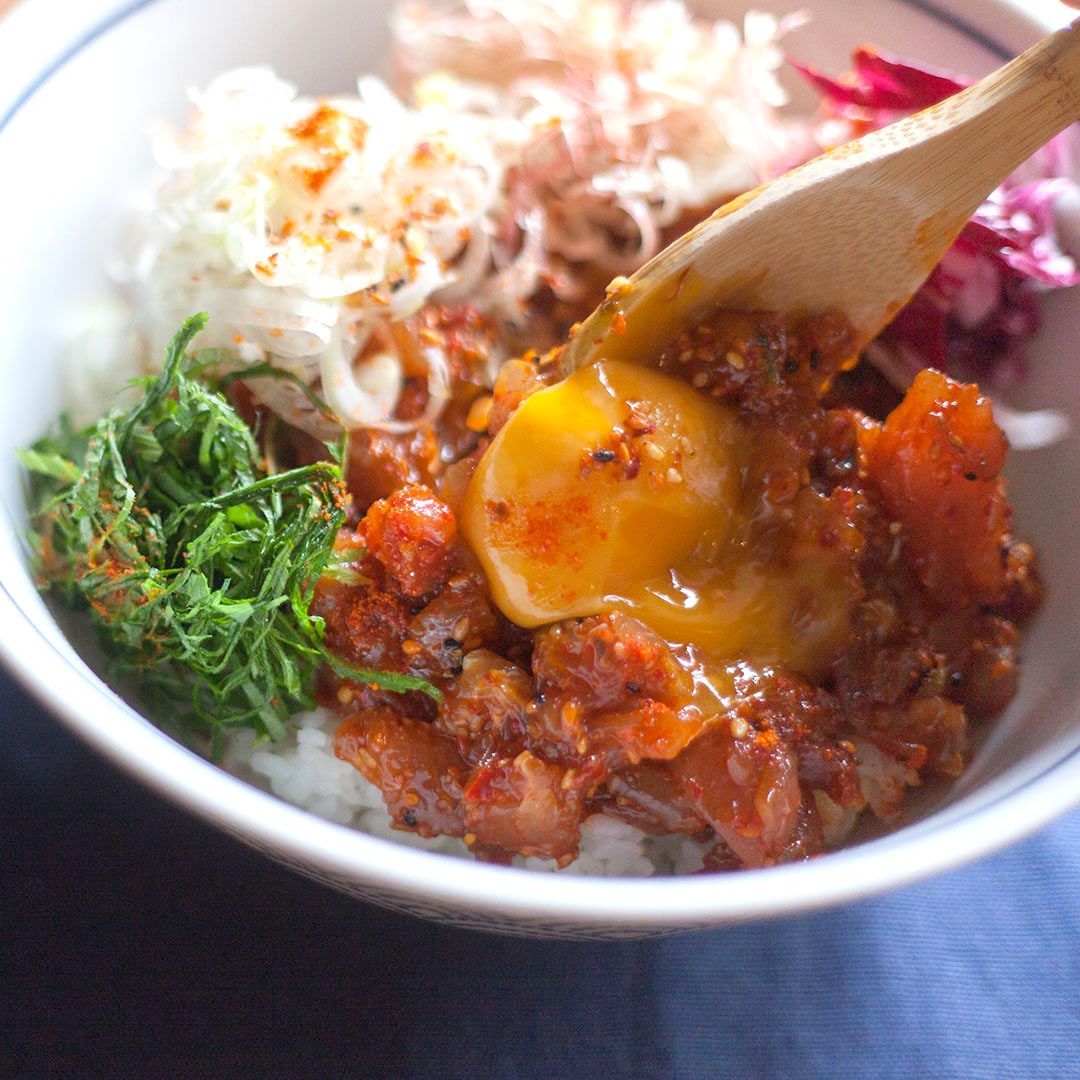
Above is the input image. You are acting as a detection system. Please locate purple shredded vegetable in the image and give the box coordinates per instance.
[792,47,1080,386]
[789,46,966,117]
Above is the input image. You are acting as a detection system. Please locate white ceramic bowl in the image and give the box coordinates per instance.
[2,0,1078,937]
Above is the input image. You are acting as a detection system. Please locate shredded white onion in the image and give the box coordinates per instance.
[131,0,808,435]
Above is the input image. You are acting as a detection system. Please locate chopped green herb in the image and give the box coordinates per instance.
[20,313,438,748]
[321,547,371,588]
[191,350,335,419]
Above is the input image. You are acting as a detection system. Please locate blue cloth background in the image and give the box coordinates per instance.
[3,667,1078,1078]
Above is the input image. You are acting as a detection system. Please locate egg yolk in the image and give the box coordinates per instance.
[460,360,853,678]
[461,361,738,621]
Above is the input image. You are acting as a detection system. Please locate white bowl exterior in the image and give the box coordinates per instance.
[2,0,1079,936]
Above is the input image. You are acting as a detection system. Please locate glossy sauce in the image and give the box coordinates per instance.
[314,303,1041,871]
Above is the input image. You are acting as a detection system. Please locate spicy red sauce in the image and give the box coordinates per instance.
[310,305,1041,871]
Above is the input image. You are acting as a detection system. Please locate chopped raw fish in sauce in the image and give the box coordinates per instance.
[312,305,1041,870]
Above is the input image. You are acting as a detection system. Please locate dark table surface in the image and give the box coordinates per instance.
[4,666,1080,1079]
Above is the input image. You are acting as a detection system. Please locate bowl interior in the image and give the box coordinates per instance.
[1,0,1078,931]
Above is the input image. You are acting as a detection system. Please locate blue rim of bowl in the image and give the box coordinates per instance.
[2,0,1079,927]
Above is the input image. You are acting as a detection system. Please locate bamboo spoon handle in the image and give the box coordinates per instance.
[562,20,1080,374]
[891,17,1080,203]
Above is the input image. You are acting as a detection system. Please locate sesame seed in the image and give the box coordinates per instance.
[691,371,709,388]
[726,351,745,369]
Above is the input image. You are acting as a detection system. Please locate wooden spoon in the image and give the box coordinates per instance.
[560,20,1080,374]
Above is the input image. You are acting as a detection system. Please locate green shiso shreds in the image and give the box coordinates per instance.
[20,313,437,754]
